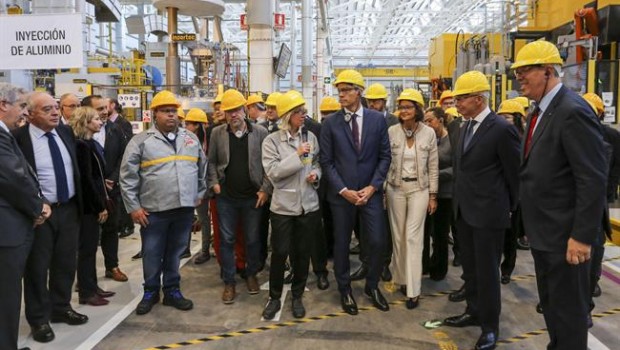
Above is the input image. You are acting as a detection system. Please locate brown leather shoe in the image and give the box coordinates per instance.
[222,284,236,304]
[105,267,128,282]
[79,294,110,306]
[246,275,259,295]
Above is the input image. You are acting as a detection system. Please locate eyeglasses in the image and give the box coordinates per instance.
[337,87,356,94]
[454,94,480,102]
[291,107,307,116]
[62,104,78,109]
[513,65,542,77]
[398,105,416,111]
[157,108,178,114]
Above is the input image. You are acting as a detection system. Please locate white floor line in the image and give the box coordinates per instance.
[588,332,611,350]
[74,245,202,350]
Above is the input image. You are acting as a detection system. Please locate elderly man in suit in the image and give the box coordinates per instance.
[515,41,607,350]
[319,69,391,315]
[443,71,520,350]
[0,83,50,350]
[14,91,86,343]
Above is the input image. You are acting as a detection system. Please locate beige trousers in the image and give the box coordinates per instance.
[386,182,429,298]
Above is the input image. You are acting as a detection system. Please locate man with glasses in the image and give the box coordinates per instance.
[14,91,86,343]
[319,69,391,315]
[120,90,207,315]
[515,41,606,350]
[59,93,79,125]
[207,89,270,304]
[443,71,519,350]
[0,83,51,350]
[81,95,129,283]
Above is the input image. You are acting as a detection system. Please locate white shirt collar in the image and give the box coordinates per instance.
[344,104,363,118]
[0,120,9,133]
[30,123,58,139]
[471,106,491,124]
[536,83,563,115]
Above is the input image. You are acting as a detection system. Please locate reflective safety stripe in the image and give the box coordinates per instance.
[140,155,198,168]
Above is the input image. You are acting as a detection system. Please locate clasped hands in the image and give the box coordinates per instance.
[342,186,376,206]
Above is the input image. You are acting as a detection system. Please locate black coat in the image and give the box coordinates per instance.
[75,139,107,215]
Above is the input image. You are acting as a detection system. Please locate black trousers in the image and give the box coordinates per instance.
[0,231,33,350]
[77,214,101,298]
[359,208,392,266]
[589,230,606,310]
[310,212,328,276]
[259,201,271,265]
[423,198,451,279]
[457,215,504,333]
[100,195,120,270]
[500,211,520,277]
[531,249,591,350]
[269,211,319,299]
[320,198,334,259]
[24,200,80,326]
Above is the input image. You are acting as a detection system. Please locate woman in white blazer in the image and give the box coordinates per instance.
[386,89,439,309]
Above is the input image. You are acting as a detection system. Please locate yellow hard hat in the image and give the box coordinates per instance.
[246,94,264,106]
[177,108,185,119]
[185,108,208,123]
[452,71,490,96]
[397,88,424,107]
[513,96,530,109]
[150,90,180,110]
[333,69,365,89]
[444,107,459,117]
[220,89,247,112]
[320,96,341,112]
[213,93,223,106]
[277,90,306,117]
[497,99,526,116]
[265,92,283,107]
[582,93,604,114]
[365,83,388,99]
[512,40,563,69]
[438,90,454,104]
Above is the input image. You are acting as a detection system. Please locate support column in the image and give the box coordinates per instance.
[248,0,274,94]
[301,0,313,112]
[290,4,297,91]
[166,6,180,93]
[316,25,327,118]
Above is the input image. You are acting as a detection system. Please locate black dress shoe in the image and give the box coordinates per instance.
[444,313,479,327]
[475,331,498,350]
[31,323,55,343]
[341,292,358,315]
[536,303,543,314]
[96,286,116,298]
[592,283,602,297]
[317,274,329,290]
[262,299,281,320]
[449,285,466,302]
[349,243,361,254]
[50,310,88,325]
[452,254,461,267]
[364,287,389,311]
[292,297,306,318]
[19,347,31,350]
[406,297,419,310]
[381,265,392,281]
[350,264,368,281]
[500,275,511,285]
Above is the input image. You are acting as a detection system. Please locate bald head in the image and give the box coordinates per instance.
[28,92,60,132]
[59,93,79,120]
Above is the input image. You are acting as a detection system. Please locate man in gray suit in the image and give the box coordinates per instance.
[515,41,606,350]
[0,83,50,350]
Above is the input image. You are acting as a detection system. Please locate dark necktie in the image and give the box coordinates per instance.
[524,107,540,157]
[463,120,477,150]
[45,132,69,203]
[351,113,360,152]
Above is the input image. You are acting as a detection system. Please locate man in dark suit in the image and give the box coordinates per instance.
[14,92,86,343]
[0,83,50,350]
[443,71,520,350]
[319,70,391,314]
[81,95,128,282]
[515,41,606,350]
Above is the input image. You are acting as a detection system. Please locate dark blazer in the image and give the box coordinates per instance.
[385,112,399,127]
[75,139,107,215]
[102,121,126,185]
[319,108,391,204]
[520,86,607,252]
[453,112,520,229]
[602,124,620,202]
[259,120,279,134]
[0,128,44,246]
[304,116,322,140]
[13,123,83,214]
[113,114,133,141]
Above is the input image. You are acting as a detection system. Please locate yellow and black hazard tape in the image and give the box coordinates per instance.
[493,307,620,347]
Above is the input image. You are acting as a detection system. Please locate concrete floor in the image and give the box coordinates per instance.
[18,231,620,350]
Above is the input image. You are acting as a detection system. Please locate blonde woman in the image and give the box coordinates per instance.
[261,90,321,320]
[69,107,114,306]
[386,89,438,309]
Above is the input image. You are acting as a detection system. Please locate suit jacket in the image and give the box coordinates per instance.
[520,86,607,251]
[453,112,520,229]
[0,128,44,246]
[385,112,399,127]
[13,123,83,215]
[259,120,280,134]
[304,116,322,140]
[319,108,391,204]
[113,114,133,141]
[75,139,107,215]
[103,121,126,186]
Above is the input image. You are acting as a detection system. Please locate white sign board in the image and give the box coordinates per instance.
[604,106,616,124]
[0,13,83,69]
[118,94,141,108]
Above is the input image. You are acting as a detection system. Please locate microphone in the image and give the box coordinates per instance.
[301,126,309,158]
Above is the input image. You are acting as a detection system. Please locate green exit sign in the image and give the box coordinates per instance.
[324,77,331,84]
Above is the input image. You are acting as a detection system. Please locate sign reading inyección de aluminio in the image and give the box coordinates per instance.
[0,13,83,70]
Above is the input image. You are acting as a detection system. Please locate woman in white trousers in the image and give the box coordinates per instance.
[386,89,438,309]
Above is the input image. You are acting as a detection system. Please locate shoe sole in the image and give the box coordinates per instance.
[222,299,235,304]
[162,300,193,310]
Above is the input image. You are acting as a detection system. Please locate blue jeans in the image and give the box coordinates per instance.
[216,195,262,284]
[141,208,193,292]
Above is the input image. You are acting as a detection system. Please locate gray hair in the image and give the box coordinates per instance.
[480,91,490,101]
[279,110,293,131]
[0,83,27,104]
[26,91,52,112]
[59,93,78,104]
